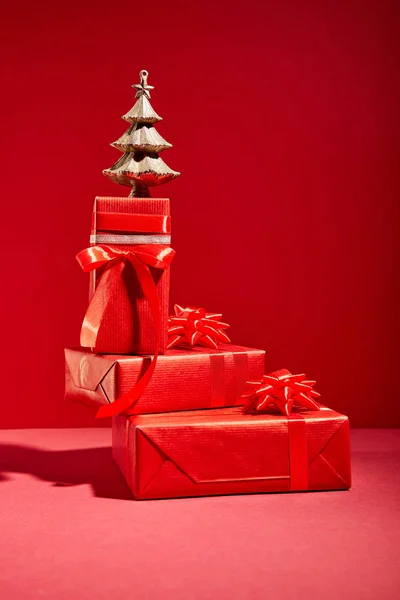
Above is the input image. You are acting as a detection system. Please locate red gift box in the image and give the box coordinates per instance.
[112,405,351,500]
[64,344,265,415]
[79,196,172,355]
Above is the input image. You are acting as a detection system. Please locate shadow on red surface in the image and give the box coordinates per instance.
[0,443,133,500]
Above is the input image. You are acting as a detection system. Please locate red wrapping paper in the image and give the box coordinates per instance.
[112,405,351,500]
[64,344,265,415]
[84,196,172,354]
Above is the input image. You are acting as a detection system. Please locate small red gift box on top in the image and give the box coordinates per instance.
[64,344,265,416]
[112,405,351,500]
[78,196,173,355]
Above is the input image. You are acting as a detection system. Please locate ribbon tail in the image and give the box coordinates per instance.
[96,256,161,418]
[80,260,125,349]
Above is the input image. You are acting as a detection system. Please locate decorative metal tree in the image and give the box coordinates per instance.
[103,70,180,197]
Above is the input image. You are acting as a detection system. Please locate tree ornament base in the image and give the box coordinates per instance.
[128,181,150,198]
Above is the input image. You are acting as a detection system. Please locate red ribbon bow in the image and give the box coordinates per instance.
[242,369,321,416]
[167,305,231,350]
[76,244,175,418]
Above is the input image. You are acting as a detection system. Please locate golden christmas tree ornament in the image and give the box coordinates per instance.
[103,70,180,198]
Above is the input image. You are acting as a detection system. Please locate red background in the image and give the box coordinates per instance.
[0,0,398,428]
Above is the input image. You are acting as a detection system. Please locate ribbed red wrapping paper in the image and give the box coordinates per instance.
[87,196,171,354]
[64,344,265,415]
[112,405,351,500]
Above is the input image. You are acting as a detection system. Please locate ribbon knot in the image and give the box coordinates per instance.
[77,244,174,273]
[76,243,175,418]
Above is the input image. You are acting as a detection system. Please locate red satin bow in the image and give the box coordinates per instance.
[242,369,321,416]
[76,244,175,418]
[167,304,230,350]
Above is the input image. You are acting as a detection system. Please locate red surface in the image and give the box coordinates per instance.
[0,1,399,427]
[112,407,350,499]
[0,428,399,599]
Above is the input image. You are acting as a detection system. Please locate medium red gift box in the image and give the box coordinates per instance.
[112,405,351,500]
[64,344,265,415]
[79,196,172,355]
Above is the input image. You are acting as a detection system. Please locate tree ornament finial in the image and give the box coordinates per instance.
[133,69,154,99]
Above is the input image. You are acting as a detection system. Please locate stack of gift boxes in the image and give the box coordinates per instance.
[64,70,351,500]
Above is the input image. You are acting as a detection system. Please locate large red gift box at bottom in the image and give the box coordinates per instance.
[112,405,351,500]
